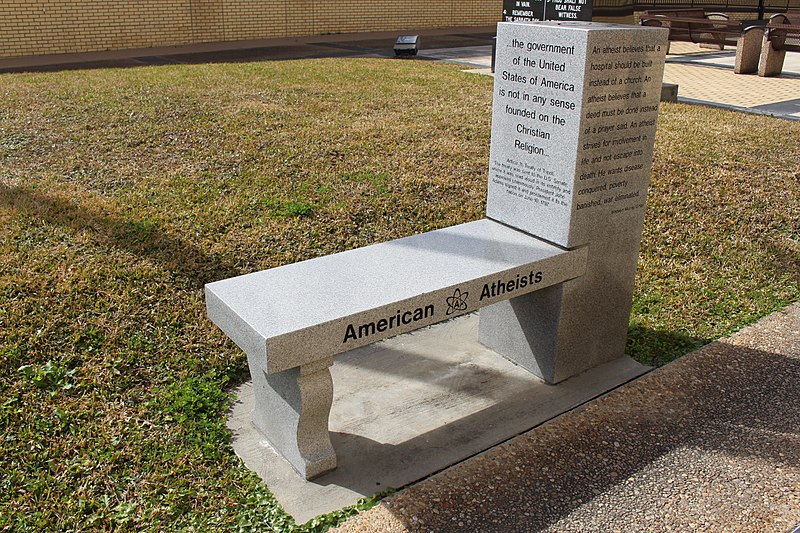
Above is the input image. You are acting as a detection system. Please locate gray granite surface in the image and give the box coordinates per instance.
[206,218,586,374]
[212,21,670,487]
[482,21,668,383]
[332,302,800,532]
[248,356,336,480]
[486,21,668,247]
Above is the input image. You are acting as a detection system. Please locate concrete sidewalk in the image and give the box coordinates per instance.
[418,40,800,121]
[663,42,800,120]
[332,303,800,532]
[0,26,496,72]
[3,26,798,119]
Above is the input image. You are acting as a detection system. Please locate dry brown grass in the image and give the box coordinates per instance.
[0,58,798,530]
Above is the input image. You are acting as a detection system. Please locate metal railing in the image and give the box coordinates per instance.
[594,0,799,18]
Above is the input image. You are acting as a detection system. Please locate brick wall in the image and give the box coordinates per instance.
[0,1,196,58]
[6,0,794,59]
[0,0,502,59]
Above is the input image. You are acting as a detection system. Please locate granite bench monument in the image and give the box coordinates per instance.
[207,21,668,484]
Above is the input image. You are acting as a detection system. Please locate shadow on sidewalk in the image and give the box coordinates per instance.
[378,334,800,531]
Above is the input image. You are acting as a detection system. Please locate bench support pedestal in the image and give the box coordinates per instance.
[248,355,336,479]
[758,38,786,77]
[480,225,642,384]
[735,27,764,74]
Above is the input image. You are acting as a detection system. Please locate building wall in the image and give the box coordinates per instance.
[0,0,502,59]
[1,1,196,58]
[3,0,798,59]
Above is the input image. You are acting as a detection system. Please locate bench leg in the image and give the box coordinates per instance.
[480,229,641,384]
[734,27,763,74]
[478,285,563,382]
[758,37,786,77]
[698,41,724,51]
[248,356,336,480]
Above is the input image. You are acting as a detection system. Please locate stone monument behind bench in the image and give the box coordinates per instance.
[482,21,667,383]
[206,22,668,481]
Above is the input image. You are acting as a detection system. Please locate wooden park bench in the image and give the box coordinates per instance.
[207,219,587,478]
[759,11,800,76]
[640,9,742,48]
[640,9,766,74]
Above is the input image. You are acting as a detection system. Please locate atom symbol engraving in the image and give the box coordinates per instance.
[446,288,469,316]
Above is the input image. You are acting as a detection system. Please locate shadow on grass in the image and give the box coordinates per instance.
[0,183,241,288]
[626,323,710,366]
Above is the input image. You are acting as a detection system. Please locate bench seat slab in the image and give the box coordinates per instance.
[207,219,587,479]
[206,218,587,374]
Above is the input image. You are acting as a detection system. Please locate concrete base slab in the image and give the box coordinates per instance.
[226,313,650,524]
[418,44,493,68]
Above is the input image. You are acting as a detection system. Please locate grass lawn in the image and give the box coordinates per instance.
[1,57,798,531]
